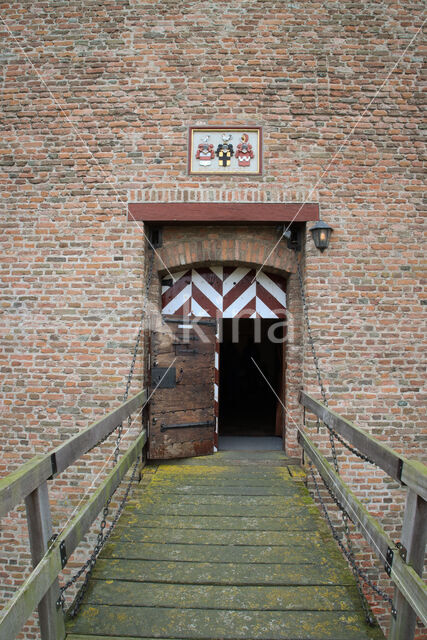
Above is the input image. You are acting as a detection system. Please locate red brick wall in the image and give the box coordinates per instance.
[1,1,425,637]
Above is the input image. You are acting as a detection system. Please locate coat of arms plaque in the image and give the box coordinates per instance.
[189,126,262,175]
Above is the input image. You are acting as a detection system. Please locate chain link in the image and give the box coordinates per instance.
[329,427,375,464]
[296,259,394,623]
[309,463,396,618]
[58,247,155,615]
[59,455,141,616]
[296,262,376,468]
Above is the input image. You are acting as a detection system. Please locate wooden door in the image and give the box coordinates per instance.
[148,317,217,459]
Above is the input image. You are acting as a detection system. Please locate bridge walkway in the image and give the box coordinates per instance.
[65,450,384,640]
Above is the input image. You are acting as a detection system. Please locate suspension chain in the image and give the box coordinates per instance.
[329,428,375,464]
[58,455,140,616]
[296,259,389,624]
[59,247,155,615]
[309,463,396,618]
[296,261,375,468]
[296,262,340,472]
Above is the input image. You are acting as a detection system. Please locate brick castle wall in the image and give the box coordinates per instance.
[0,1,425,637]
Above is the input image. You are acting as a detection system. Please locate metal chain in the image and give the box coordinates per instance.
[58,454,140,616]
[297,256,374,468]
[329,427,375,464]
[59,247,155,614]
[296,259,384,624]
[296,262,341,472]
[309,463,396,618]
[296,262,376,467]
[123,247,154,404]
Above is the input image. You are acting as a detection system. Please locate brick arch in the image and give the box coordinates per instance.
[155,236,297,276]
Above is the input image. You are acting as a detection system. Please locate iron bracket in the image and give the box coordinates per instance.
[385,546,394,576]
[48,533,58,548]
[59,540,67,569]
[397,457,404,483]
[49,452,58,479]
[164,317,217,326]
[396,541,407,562]
[175,344,198,355]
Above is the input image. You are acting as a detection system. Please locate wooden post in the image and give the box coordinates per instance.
[25,481,65,640]
[390,490,427,640]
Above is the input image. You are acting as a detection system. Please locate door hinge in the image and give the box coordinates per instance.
[175,344,198,355]
[161,420,215,432]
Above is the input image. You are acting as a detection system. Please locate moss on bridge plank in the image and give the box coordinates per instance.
[65,453,384,640]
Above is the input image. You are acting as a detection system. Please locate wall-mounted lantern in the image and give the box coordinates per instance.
[310,220,333,252]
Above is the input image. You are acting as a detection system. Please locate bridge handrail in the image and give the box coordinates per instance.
[0,390,146,518]
[299,391,427,500]
[0,390,147,640]
[299,391,427,640]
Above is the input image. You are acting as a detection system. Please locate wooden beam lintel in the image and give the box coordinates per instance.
[128,202,320,223]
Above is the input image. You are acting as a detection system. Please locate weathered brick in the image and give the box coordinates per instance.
[0,1,425,637]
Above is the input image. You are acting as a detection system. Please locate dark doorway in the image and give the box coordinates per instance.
[218,319,283,438]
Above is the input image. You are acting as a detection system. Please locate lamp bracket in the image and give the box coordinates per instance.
[282,225,302,252]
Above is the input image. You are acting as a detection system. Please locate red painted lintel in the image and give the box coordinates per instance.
[128,202,319,224]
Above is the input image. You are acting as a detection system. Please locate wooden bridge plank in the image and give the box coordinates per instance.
[120,502,320,518]
[128,494,312,507]
[83,580,364,611]
[138,474,303,484]
[144,475,300,486]
[91,558,355,586]
[68,637,180,640]
[99,541,343,564]
[155,450,297,465]
[143,485,298,495]
[118,512,327,531]
[66,605,384,639]
[108,526,325,546]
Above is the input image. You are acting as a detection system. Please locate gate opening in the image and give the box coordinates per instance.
[218,319,283,438]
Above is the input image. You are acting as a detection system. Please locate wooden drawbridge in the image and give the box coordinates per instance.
[65,451,384,640]
[1,392,425,640]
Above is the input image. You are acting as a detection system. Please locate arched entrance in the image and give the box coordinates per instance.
[148,264,287,459]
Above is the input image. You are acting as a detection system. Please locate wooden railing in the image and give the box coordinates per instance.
[299,391,427,640]
[1,389,425,640]
[0,390,147,640]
